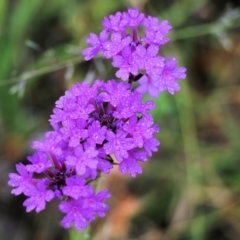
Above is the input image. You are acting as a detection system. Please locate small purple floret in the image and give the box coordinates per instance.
[23,180,54,213]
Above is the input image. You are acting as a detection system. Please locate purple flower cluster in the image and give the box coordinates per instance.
[8,8,185,232]
[8,80,159,231]
[82,8,186,97]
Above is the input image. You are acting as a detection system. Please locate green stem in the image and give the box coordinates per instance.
[170,18,240,40]
[69,227,90,240]
[176,83,206,240]
[163,32,207,237]
[1,18,240,88]
[174,72,206,239]
[0,55,84,87]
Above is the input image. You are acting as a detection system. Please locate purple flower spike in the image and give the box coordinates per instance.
[8,8,184,233]
[82,8,186,98]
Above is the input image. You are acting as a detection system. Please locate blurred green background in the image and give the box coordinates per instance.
[1,0,240,240]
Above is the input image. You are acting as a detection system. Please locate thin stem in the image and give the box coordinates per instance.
[0,55,84,87]
[50,153,61,171]
[69,227,90,240]
[170,18,240,40]
[132,27,138,42]
[1,18,240,88]
[175,71,206,240]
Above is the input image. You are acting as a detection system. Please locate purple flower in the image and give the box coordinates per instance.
[65,144,99,175]
[62,176,94,199]
[8,9,172,233]
[97,158,113,174]
[104,131,134,162]
[59,189,110,231]
[59,198,88,231]
[82,30,108,60]
[123,115,155,148]
[32,131,64,156]
[9,78,160,232]
[68,128,88,147]
[136,74,160,98]
[49,80,159,169]
[136,57,187,97]
[122,8,145,28]
[8,163,35,196]
[69,99,95,120]
[26,152,52,173]
[59,81,159,164]
[95,148,113,174]
[102,12,126,32]
[88,120,107,145]
[119,157,143,177]
[142,17,172,45]
[99,80,130,107]
[134,45,164,74]
[103,33,131,59]
[158,57,187,94]
[82,189,110,218]
[82,8,186,98]
[144,138,160,157]
[23,180,54,213]
[113,91,148,119]
[119,150,148,177]
[112,46,139,80]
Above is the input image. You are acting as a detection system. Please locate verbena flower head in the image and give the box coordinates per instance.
[82,8,186,97]
[8,8,184,233]
[48,80,160,175]
[8,150,111,231]
[8,79,160,231]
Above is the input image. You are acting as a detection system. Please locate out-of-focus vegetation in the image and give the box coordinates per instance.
[1,0,240,240]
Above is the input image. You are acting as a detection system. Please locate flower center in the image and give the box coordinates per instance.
[99,113,115,129]
[44,157,75,197]
[92,100,117,131]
